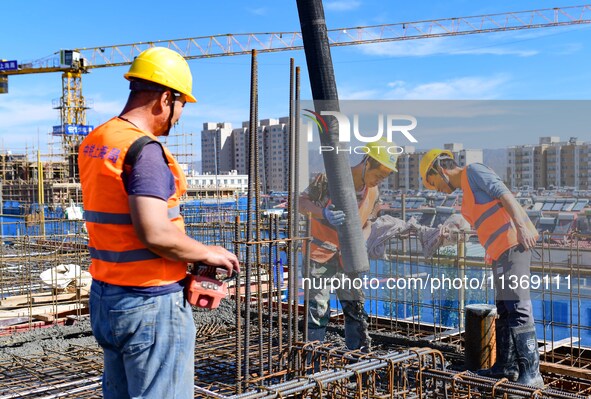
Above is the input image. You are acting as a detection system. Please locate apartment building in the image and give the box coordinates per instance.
[392,144,483,192]
[508,137,591,190]
[201,122,234,174]
[201,118,308,193]
[444,143,483,168]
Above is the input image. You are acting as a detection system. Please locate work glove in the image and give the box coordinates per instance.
[323,204,346,226]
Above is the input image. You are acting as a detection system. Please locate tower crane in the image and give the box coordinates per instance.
[0,4,590,178]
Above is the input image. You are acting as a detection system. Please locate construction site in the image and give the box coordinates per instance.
[2,2,591,398]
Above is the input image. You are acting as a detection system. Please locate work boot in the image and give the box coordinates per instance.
[307,327,326,343]
[306,327,327,373]
[477,320,519,381]
[511,324,544,388]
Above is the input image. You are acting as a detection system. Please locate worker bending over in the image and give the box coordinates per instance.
[420,149,543,388]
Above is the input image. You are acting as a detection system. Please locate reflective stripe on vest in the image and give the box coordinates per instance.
[460,168,537,261]
[84,206,180,224]
[483,222,512,251]
[89,247,161,263]
[473,203,501,230]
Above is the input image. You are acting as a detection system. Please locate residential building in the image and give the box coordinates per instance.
[444,143,483,167]
[508,136,591,190]
[201,118,308,193]
[392,144,483,192]
[201,123,233,174]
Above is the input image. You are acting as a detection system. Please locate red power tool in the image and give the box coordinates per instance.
[185,263,235,309]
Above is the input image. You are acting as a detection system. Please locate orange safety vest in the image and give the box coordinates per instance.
[460,168,538,261]
[306,186,378,264]
[78,117,188,286]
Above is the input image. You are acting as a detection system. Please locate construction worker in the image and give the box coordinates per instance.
[299,138,398,351]
[420,149,543,388]
[78,47,239,399]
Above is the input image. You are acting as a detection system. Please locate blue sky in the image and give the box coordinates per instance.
[1,1,590,156]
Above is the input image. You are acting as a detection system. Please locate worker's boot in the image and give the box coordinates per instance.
[343,301,371,352]
[307,326,326,343]
[511,324,544,388]
[477,320,519,381]
[306,327,326,373]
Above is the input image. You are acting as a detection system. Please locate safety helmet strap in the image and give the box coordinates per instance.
[432,157,456,192]
[164,90,176,137]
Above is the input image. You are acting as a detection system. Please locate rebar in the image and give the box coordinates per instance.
[287,57,296,363]
[244,48,258,390]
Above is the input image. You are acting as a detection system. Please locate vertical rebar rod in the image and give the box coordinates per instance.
[252,49,264,380]
[234,214,243,394]
[547,232,555,362]
[303,213,311,343]
[244,48,258,386]
[541,233,547,363]
[274,214,284,370]
[267,214,274,376]
[575,237,582,365]
[458,237,466,334]
[286,57,295,356]
[293,65,301,345]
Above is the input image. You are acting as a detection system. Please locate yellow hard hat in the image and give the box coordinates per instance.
[124,47,196,103]
[365,138,399,172]
[420,149,454,190]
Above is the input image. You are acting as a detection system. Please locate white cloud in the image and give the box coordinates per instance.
[384,75,510,100]
[553,42,583,55]
[247,7,267,16]
[0,99,57,129]
[338,87,381,100]
[387,80,405,88]
[90,99,124,116]
[353,20,590,59]
[452,47,537,57]
[358,36,538,58]
[324,0,361,12]
[333,99,518,119]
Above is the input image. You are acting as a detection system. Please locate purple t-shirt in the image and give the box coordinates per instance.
[123,141,183,296]
[126,142,175,201]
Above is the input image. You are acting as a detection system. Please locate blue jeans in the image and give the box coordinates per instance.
[90,280,196,399]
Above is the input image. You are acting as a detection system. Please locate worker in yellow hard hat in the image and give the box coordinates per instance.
[420,149,543,388]
[299,137,398,352]
[79,47,239,399]
[123,46,197,136]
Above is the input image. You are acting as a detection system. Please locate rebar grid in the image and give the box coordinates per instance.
[186,205,305,393]
[342,230,591,357]
[0,318,591,399]
[0,234,90,331]
[182,209,591,395]
[228,343,591,399]
[0,347,102,399]
[0,235,89,292]
[194,327,291,397]
[543,371,591,397]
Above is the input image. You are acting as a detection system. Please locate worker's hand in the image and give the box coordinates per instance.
[203,245,240,276]
[516,225,537,251]
[323,204,346,226]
